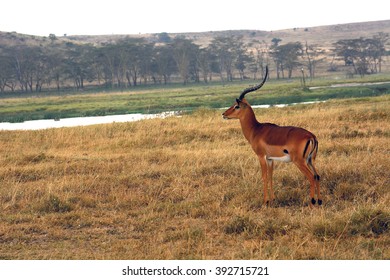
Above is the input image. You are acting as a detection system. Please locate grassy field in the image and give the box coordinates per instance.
[0,93,389,259]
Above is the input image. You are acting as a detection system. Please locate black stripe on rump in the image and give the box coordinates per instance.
[303,140,311,158]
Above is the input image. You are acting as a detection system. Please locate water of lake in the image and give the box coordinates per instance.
[0,111,177,131]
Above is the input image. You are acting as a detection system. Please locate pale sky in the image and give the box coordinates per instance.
[1,0,389,36]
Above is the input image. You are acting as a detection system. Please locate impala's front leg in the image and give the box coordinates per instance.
[259,156,270,205]
[267,159,275,202]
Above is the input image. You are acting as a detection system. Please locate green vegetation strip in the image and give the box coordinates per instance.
[0,80,389,122]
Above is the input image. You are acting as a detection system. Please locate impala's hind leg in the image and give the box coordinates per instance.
[300,138,322,206]
[308,159,322,205]
[306,139,321,205]
[294,160,317,206]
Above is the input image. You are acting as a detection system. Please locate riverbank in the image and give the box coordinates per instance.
[0,101,329,131]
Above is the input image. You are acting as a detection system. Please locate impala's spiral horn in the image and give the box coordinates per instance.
[238,65,269,101]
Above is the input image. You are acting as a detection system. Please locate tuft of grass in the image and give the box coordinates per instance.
[224,215,258,235]
[38,195,72,214]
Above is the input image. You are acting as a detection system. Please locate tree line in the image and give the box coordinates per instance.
[0,32,388,93]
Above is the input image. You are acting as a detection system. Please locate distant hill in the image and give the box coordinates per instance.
[1,19,390,49]
[1,19,389,91]
[167,20,390,49]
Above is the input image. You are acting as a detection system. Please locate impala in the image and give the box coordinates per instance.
[222,66,322,206]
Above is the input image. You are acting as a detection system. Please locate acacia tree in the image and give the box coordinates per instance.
[304,42,325,80]
[370,32,388,73]
[99,43,128,88]
[351,38,371,76]
[197,47,212,83]
[1,44,62,92]
[33,49,50,92]
[0,48,17,92]
[63,44,93,90]
[153,45,176,84]
[171,37,198,85]
[45,47,65,91]
[270,38,282,78]
[271,41,303,78]
[208,36,253,83]
[235,41,252,80]
[284,42,303,78]
[333,34,388,76]
[208,37,236,82]
[138,42,154,85]
[10,46,48,92]
[248,40,269,80]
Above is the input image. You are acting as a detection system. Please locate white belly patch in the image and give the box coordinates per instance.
[267,154,291,163]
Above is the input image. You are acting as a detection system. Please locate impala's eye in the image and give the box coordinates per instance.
[234,105,240,110]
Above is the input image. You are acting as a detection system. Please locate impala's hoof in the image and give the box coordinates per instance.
[318,199,323,206]
[311,198,316,205]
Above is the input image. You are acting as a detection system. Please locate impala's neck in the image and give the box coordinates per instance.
[239,105,260,142]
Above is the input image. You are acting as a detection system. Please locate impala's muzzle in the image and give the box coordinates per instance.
[222,106,234,119]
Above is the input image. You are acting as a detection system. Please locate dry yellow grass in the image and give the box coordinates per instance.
[0,95,389,259]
